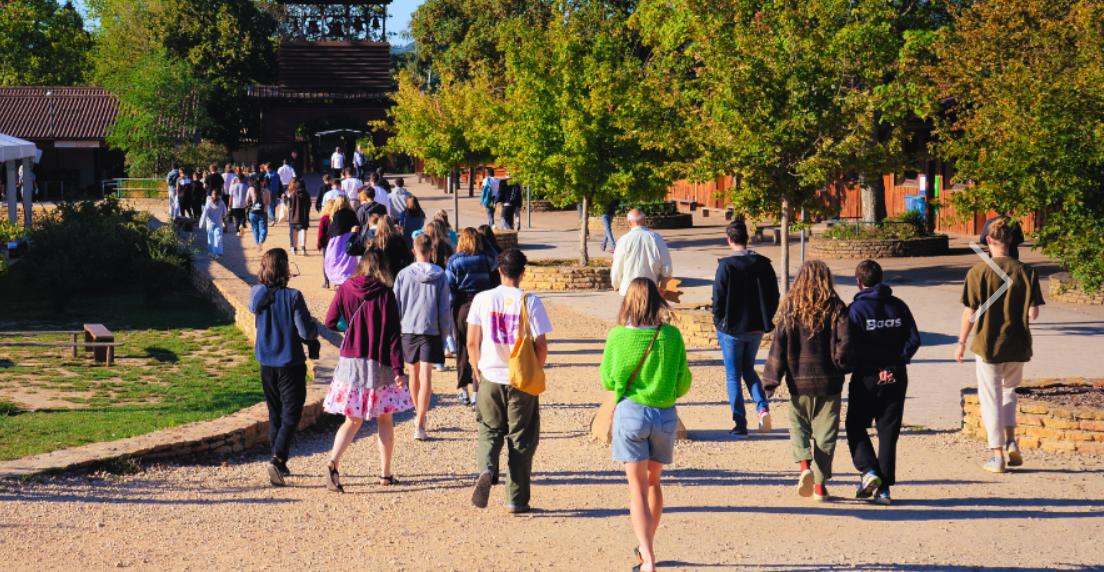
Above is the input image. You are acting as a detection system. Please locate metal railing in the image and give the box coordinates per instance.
[102,178,166,199]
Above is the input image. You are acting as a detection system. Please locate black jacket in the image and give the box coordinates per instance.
[712,251,780,335]
[846,283,921,373]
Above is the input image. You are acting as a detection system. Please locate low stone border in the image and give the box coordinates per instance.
[0,231,340,479]
[1048,273,1104,305]
[588,213,693,233]
[669,305,773,349]
[809,235,949,259]
[961,378,1104,456]
[524,199,574,212]
[494,231,518,251]
[525,258,612,291]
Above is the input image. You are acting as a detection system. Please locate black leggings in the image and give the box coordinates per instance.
[260,364,308,462]
[453,293,475,389]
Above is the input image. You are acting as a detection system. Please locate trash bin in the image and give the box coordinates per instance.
[904,194,926,222]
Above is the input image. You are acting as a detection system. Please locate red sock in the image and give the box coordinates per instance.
[799,460,810,472]
[815,484,827,495]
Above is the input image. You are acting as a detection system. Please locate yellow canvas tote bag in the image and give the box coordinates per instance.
[509,293,546,396]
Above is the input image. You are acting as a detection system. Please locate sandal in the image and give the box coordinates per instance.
[633,547,643,565]
[378,475,399,486]
[326,461,344,493]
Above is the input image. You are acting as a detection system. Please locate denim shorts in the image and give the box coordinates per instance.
[611,398,678,465]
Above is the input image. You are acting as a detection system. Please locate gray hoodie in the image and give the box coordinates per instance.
[394,261,452,336]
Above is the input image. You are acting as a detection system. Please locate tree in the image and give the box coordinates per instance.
[498,0,671,265]
[633,0,942,290]
[931,0,1104,291]
[0,0,93,85]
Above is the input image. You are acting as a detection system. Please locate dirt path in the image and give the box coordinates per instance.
[1,298,1102,571]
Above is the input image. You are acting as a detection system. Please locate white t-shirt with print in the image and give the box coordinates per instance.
[466,286,553,385]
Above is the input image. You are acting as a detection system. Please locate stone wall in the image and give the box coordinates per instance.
[0,251,340,478]
[961,379,1104,456]
[588,214,693,233]
[1048,273,1104,305]
[669,305,772,350]
[525,259,612,291]
[495,231,518,251]
[809,235,949,259]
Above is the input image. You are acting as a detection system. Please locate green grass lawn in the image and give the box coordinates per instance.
[0,267,262,461]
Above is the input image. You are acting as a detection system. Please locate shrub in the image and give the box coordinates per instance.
[616,200,679,217]
[0,220,27,243]
[823,220,921,241]
[26,198,191,307]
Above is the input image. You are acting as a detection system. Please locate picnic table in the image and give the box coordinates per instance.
[0,324,120,366]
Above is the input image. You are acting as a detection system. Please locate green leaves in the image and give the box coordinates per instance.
[0,0,93,86]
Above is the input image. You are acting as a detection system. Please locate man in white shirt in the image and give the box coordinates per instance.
[330,147,345,178]
[276,159,296,188]
[369,172,391,218]
[222,164,237,196]
[340,168,362,205]
[353,146,365,179]
[610,208,674,296]
[466,248,551,514]
[229,176,249,235]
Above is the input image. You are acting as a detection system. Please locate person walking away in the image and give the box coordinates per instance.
[375,167,392,191]
[713,220,780,438]
[498,181,521,231]
[353,146,365,179]
[370,172,392,218]
[222,163,237,204]
[610,209,674,296]
[481,168,500,227]
[204,164,224,213]
[447,228,498,405]
[166,164,180,220]
[389,177,411,219]
[399,196,427,247]
[600,198,621,253]
[190,171,207,224]
[277,159,296,189]
[599,277,692,572]
[956,217,1044,473]
[246,178,271,251]
[322,248,413,492]
[979,215,1026,260]
[413,210,459,246]
[264,163,282,225]
[177,170,193,219]
[317,199,336,289]
[341,168,362,208]
[376,215,413,281]
[323,196,361,287]
[763,260,852,502]
[250,248,320,486]
[198,190,227,259]
[287,179,311,256]
[315,174,333,212]
[229,174,249,236]
[477,225,500,259]
[356,186,388,229]
[395,234,452,440]
[330,146,345,179]
[467,248,552,514]
[845,259,920,505]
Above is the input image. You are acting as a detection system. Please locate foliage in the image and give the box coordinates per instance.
[0,289,262,461]
[0,0,93,85]
[497,1,672,263]
[822,219,922,241]
[24,198,191,307]
[615,201,679,218]
[0,220,27,243]
[931,0,1104,291]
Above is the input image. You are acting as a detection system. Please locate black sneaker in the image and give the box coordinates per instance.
[267,460,286,487]
[729,425,749,440]
[273,458,291,477]
[471,470,494,509]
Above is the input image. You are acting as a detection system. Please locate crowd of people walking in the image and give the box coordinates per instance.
[233,163,1040,572]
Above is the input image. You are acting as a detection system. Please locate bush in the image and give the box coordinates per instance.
[823,219,922,241]
[26,199,191,307]
[616,200,679,217]
[0,220,27,243]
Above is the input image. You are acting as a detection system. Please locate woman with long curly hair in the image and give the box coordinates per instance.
[762,260,852,502]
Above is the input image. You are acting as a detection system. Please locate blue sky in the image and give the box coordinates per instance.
[71,0,425,37]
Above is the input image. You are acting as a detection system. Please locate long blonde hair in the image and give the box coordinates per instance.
[776,260,843,337]
[618,278,669,327]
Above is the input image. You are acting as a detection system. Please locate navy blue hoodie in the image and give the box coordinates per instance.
[846,283,921,372]
[250,285,319,367]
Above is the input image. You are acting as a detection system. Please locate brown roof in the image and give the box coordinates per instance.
[0,86,118,141]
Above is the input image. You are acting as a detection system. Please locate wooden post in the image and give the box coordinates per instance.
[70,333,78,358]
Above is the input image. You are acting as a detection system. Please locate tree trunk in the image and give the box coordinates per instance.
[451,168,460,228]
[468,165,475,198]
[780,196,790,295]
[579,194,590,266]
[860,173,887,223]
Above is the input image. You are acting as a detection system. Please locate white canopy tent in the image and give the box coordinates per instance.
[0,132,39,227]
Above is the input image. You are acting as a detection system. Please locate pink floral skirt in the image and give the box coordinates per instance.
[323,357,413,420]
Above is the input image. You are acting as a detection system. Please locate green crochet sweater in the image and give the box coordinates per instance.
[599,324,692,409]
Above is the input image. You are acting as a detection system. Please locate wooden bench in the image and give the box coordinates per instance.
[754,224,782,244]
[84,324,116,365]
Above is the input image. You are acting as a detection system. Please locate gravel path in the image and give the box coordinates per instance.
[2,298,1103,571]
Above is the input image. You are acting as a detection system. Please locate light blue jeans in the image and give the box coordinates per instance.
[600,213,616,251]
[249,210,267,246]
[206,225,223,256]
[717,331,769,430]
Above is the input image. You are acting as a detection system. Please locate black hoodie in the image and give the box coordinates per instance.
[712,250,780,335]
[846,283,921,372]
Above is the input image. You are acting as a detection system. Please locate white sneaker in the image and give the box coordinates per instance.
[983,455,1006,474]
[796,468,814,497]
[757,410,772,433]
[1006,441,1024,467]
[413,427,429,441]
[470,392,478,407]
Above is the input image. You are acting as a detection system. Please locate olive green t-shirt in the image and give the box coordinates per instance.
[961,257,1045,364]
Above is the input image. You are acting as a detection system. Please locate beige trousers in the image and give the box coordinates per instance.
[975,358,1024,449]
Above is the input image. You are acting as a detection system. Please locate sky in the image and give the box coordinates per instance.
[70,0,426,38]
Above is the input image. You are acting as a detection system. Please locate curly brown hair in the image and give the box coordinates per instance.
[776,260,844,337]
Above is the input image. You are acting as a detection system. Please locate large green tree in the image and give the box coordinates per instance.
[0,0,93,85]
[932,0,1104,291]
[632,0,947,289]
[498,0,671,264]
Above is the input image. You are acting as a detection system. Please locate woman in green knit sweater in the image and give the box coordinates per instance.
[600,278,692,572]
